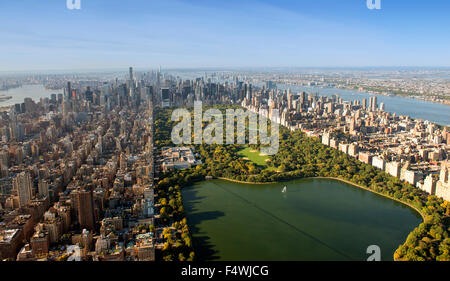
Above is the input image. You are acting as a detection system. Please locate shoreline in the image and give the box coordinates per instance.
[282,83,450,107]
[214,176,425,220]
[311,177,426,220]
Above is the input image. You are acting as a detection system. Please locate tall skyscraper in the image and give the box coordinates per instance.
[38,179,49,198]
[161,88,171,107]
[156,69,161,104]
[372,96,378,111]
[299,91,306,110]
[287,89,293,110]
[85,86,93,103]
[76,189,96,231]
[13,171,33,208]
[129,67,135,98]
[65,82,72,100]
[129,67,134,82]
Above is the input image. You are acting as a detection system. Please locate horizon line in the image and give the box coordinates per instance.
[1,65,450,75]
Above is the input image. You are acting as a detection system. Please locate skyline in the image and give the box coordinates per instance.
[3,66,450,76]
[0,0,449,265]
[0,69,448,262]
[0,0,449,71]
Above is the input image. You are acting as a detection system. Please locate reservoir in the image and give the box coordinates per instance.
[182,178,422,261]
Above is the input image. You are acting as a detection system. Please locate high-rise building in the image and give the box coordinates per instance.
[0,150,9,169]
[13,172,33,208]
[265,81,276,91]
[85,87,94,103]
[129,67,135,98]
[65,82,72,100]
[287,89,293,110]
[38,179,49,198]
[369,96,378,112]
[299,92,306,110]
[161,88,171,107]
[435,162,450,202]
[129,67,134,82]
[76,189,96,231]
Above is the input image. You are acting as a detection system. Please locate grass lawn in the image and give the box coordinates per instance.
[238,147,277,171]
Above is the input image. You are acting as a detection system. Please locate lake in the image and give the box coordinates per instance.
[182,178,422,261]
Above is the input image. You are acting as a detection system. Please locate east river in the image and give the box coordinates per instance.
[277,84,450,126]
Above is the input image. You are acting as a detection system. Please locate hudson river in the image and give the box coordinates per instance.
[183,179,422,261]
[0,84,62,107]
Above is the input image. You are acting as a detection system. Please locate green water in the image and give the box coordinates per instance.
[182,178,423,261]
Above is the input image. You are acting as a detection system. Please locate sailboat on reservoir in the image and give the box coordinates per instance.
[282,186,287,193]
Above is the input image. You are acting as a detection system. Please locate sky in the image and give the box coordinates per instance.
[0,0,449,71]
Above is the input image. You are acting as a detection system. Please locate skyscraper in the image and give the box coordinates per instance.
[287,89,293,110]
[129,67,135,98]
[372,96,378,111]
[76,189,96,231]
[129,66,134,82]
[38,179,49,198]
[369,96,378,112]
[161,88,171,107]
[85,86,93,103]
[13,171,33,208]
[65,82,72,100]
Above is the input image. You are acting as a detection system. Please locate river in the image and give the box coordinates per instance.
[1,83,448,126]
[0,84,62,107]
[278,84,450,126]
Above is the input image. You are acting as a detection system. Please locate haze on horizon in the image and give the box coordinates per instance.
[0,0,449,71]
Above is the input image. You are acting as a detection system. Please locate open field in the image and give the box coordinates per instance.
[238,147,277,171]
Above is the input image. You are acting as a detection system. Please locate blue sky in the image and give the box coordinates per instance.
[0,0,449,71]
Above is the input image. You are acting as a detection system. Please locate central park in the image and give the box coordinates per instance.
[153,105,450,261]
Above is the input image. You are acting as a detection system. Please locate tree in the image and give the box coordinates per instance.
[184,236,192,248]
[154,106,450,261]
[187,251,195,261]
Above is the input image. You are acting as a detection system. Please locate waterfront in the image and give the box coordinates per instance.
[182,178,422,261]
[1,82,448,127]
[278,84,450,126]
[0,84,62,107]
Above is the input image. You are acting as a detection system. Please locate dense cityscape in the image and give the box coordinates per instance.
[0,66,449,261]
[241,81,450,201]
[1,68,158,261]
[234,68,450,105]
[1,0,450,270]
